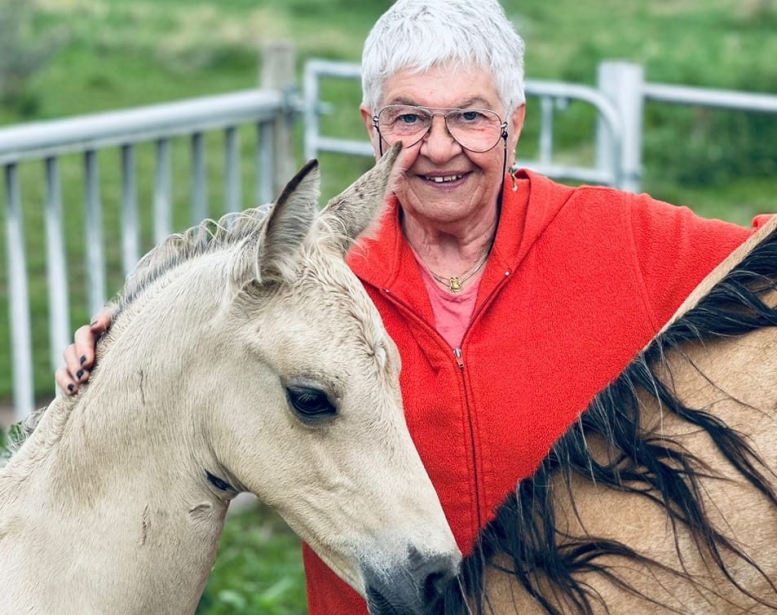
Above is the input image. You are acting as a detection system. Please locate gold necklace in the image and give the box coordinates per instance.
[427,250,490,293]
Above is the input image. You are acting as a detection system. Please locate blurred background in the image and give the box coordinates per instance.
[1,0,777,612]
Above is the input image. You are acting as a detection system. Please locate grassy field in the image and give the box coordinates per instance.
[3,0,777,400]
[2,0,777,612]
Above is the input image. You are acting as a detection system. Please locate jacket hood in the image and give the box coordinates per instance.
[347,170,576,313]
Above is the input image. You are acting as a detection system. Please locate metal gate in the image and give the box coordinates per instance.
[303,59,626,189]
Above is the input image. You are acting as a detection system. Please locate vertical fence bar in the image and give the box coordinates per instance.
[224,127,241,213]
[257,121,273,205]
[154,138,172,245]
[44,157,70,372]
[191,132,207,224]
[84,150,106,317]
[4,163,34,420]
[121,144,139,275]
[303,61,321,162]
[539,96,554,166]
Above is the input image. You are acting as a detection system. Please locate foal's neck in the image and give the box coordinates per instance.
[0,389,230,615]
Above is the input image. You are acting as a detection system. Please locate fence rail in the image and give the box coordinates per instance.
[304,61,777,197]
[0,90,282,166]
[303,59,626,189]
[1,44,296,422]
[3,52,777,422]
[603,64,777,195]
[643,82,777,113]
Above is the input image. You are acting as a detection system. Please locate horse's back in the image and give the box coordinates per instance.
[479,287,777,614]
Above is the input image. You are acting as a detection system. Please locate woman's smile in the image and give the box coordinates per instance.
[362,63,520,234]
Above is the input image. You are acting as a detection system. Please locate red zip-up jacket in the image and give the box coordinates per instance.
[303,170,758,613]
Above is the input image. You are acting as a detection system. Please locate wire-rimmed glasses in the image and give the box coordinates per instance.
[372,104,507,154]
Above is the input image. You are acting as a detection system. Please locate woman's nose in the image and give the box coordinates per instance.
[420,115,460,160]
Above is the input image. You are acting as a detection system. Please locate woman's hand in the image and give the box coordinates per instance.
[55,307,113,395]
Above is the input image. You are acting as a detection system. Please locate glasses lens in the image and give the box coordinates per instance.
[375,105,504,152]
[377,105,432,148]
[445,109,503,153]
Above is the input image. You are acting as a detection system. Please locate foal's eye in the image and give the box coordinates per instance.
[286,385,336,421]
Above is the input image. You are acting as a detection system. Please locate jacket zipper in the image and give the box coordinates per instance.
[451,345,484,534]
[450,270,512,531]
[453,347,464,369]
[380,290,484,526]
[382,269,512,536]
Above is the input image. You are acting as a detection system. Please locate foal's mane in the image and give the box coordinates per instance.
[445,227,777,615]
[114,204,273,320]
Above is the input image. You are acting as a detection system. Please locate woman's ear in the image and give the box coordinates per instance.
[360,104,382,161]
[507,104,526,167]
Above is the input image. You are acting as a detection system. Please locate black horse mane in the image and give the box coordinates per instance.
[439,227,777,615]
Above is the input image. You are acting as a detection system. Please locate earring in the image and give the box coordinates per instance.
[510,172,518,192]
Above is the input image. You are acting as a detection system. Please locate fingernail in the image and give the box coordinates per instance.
[76,369,84,380]
[67,384,74,393]
[79,355,87,365]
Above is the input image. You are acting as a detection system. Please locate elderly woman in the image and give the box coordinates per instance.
[58,0,762,612]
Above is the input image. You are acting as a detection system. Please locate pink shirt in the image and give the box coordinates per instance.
[412,252,484,349]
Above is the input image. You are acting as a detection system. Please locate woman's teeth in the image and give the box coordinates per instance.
[426,175,462,183]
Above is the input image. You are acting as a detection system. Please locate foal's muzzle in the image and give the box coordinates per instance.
[363,548,459,615]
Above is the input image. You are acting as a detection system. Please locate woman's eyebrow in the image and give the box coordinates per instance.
[384,96,495,109]
[385,96,421,106]
[457,96,493,108]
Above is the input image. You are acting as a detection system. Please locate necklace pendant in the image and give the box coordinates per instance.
[448,276,463,292]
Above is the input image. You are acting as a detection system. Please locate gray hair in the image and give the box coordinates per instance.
[361,0,525,116]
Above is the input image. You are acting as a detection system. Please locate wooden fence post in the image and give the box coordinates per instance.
[261,42,297,200]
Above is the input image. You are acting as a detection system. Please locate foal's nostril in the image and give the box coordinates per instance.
[419,556,459,604]
[423,568,454,602]
[364,550,461,614]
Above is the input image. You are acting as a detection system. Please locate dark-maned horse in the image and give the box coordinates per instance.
[441,216,777,614]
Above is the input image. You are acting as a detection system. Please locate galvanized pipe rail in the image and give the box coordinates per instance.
[4,52,777,424]
[1,45,296,421]
[643,82,777,113]
[303,59,625,189]
[597,63,777,195]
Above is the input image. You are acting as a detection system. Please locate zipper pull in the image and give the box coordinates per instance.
[453,347,464,369]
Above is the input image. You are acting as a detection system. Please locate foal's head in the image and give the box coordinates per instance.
[89,144,460,614]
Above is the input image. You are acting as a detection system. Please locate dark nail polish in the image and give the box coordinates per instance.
[79,355,87,365]
[76,369,84,380]
[67,384,74,393]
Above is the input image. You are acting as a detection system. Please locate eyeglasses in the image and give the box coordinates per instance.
[372,104,507,154]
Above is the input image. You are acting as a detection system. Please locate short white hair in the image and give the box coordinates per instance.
[361,0,525,116]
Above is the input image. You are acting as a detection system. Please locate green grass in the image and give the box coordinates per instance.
[2,0,777,611]
[197,504,307,615]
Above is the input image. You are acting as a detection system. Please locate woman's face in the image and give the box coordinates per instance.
[361,64,525,231]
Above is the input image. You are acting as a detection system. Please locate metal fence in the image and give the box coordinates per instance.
[3,54,777,422]
[304,61,777,196]
[0,44,296,422]
[596,63,777,194]
[303,59,628,189]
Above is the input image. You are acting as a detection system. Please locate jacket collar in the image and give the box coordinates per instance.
[347,170,573,312]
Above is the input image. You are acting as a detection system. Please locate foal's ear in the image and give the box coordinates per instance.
[253,160,320,284]
[319,142,403,254]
